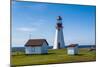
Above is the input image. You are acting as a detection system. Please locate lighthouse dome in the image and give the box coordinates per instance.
[57,16,62,20]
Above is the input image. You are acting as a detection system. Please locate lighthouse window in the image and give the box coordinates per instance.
[57,23,62,27]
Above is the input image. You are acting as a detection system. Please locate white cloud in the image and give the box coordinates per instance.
[12,38,28,46]
[16,27,37,32]
[13,2,49,11]
[33,4,49,10]
[32,20,45,26]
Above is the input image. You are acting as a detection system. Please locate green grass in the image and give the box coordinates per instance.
[11,48,96,66]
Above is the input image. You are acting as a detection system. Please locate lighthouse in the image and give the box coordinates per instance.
[53,16,65,49]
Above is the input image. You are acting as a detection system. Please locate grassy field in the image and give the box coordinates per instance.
[11,48,96,66]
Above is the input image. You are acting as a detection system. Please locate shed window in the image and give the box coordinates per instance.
[32,48,35,52]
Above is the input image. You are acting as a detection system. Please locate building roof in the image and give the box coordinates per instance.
[68,44,78,47]
[25,39,49,47]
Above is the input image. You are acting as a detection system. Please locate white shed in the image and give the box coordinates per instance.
[67,44,79,55]
[25,39,49,54]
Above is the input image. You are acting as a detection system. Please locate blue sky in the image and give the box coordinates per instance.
[12,1,96,47]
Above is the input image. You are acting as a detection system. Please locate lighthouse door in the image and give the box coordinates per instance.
[58,42,60,49]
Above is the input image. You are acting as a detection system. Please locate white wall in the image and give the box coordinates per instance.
[67,47,78,55]
[67,48,75,55]
[41,42,48,53]
[74,46,79,54]
[25,46,42,54]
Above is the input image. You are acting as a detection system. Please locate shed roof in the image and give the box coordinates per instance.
[25,39,49,47]
[68,44,78,47]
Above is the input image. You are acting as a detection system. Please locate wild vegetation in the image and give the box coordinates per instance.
[11,48,96,66]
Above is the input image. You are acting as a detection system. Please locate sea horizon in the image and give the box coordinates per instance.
[12,44,96,48]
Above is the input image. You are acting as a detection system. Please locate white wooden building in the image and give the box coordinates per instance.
[25,39,49,54]
[67,44,79,55]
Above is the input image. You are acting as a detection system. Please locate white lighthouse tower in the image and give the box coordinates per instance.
[53,16,65,49]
